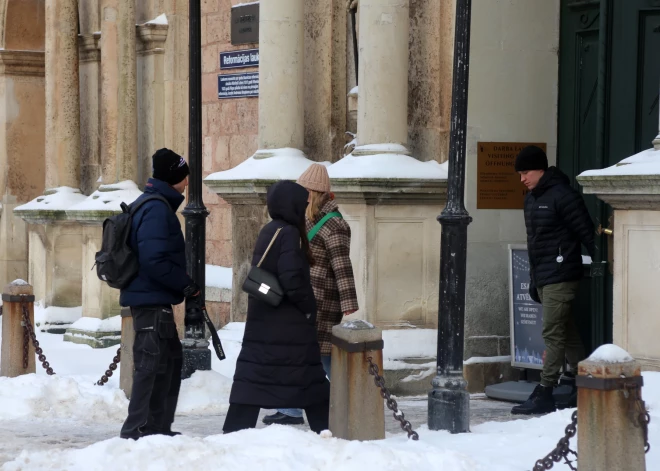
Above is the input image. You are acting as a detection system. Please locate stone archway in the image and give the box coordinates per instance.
[2,0,45,51]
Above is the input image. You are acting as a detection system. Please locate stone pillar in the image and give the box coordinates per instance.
[45,0,82,191]
[1,281,36,377]
[78,32,102,194]
[100,0,138,184]
[0,50,45,289]
[255,0,305,156]
[577,345,647,471]
[329,320,385,440]
[137,18,169,187]
[355,0,410,154]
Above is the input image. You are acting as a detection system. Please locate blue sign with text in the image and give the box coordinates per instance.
[218,72,259,99]
[220,49,259,70]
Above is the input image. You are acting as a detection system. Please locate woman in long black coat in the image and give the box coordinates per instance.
[223,180,330,434]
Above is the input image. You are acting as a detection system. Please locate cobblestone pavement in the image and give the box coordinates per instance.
[0,394,525,464]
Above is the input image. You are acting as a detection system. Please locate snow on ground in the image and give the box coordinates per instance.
[1,320,659,470]
[34,304,82,327]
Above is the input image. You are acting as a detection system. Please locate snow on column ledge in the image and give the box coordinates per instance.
[66,181,143,223]
[14,187,88,224]
[586,344,634,364]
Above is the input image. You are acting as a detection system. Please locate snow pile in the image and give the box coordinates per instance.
[205,149,330,181]
[34,304,82,327]
[9,279,28,286]
[69,316,122,333]
[211,322,245,379]
[341,319,374,330]
[177,370,232,415]
[145,13,168,25]
[15,187,87,212]
[206,265,232,289]
[0,374,128,422]
[67,181,142,213]
[579,147,660,177]
[586,344,634,363]
[329,153,448,180]
[383,329,437,360]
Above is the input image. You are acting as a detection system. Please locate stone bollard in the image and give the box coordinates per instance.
[1,281,36,377]
[329,320,385,440]
[577,344,648,471]
[119,307,134,398]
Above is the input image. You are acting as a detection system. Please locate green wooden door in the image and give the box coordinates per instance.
[558,0,660,353]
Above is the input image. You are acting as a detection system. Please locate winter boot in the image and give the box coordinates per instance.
[511,384,556,415]
[262,412,305,425]
[556,372,577,409]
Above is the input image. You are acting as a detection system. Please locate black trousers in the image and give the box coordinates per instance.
[120,306,182,438]
[223,400,330,434]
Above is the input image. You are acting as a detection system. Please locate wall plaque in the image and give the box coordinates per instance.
[477,142,547,210]
[220,48,259,70]
[218,72,259,99]
[231,3,259,45]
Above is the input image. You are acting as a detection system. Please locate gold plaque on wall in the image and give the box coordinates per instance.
[476,142,547,210]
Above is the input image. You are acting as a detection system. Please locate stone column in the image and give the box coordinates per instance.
[137,18,169,187]
[45,0,82,189]
[355,0,410,155]
[100,0,138,184]
[255,0,305,157]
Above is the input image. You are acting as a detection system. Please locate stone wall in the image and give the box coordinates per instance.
[463,0,560,358]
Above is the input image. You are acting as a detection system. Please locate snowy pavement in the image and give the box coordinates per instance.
[0,321,658,470]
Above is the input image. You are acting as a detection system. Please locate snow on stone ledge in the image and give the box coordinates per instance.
[145,13,168,25]
[15,187,87,211]
[35,304,82,326]
[464,355,512,365]
[206,264,232,289]
[69,315,122,333]
[205,148,329,181]
[328,153,448,180]
[587,344,634,363]
[580,147,660,177]
[10,279,28,286]
[341,319,374,330]
[67,181,142,212]
[348,86,358,95]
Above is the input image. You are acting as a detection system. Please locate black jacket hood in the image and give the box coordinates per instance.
[267,180,309,227]
[532,166,571,197]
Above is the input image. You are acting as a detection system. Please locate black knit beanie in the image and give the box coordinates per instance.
[152,148,190,185]
[514,146,548,172]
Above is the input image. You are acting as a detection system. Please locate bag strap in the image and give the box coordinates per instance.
[256,227,283,268]
[125,194,171,215]
[307,212,343,241]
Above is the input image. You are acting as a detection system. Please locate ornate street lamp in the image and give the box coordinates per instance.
[427,0,473,433]
[181,0,212,378]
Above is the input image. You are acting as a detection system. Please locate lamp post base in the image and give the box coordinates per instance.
[181,338,211,379]
[428,374,470,433]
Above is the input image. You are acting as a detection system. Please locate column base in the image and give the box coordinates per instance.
[428,374,470,433]
[181,339,211,379]
[63,315,122,348]
[351,143,411,157]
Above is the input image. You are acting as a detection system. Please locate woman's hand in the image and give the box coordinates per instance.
[343,309,357,316]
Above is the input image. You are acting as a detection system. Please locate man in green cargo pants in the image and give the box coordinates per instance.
[512,146,595,415]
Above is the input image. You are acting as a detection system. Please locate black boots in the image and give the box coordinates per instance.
[511,384,557,415]
[262,412,305,425]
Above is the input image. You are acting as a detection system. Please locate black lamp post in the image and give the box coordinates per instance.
[181,0,211,378]
[427,0,473,433]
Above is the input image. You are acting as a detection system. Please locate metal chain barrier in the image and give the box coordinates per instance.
[532,410,578,471]
[624,383,651,454]
[21,301,55,375]
[95,348,121,386]
[366,356,419,440]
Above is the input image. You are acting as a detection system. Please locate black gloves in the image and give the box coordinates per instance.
[529,282,541,304]
[184,283,203,325]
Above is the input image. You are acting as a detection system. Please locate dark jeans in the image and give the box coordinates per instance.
[223,400,330,434]
[120,306,182,438]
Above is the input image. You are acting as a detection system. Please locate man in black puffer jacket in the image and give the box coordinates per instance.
[119,149,201,439]
[511,146,595,415]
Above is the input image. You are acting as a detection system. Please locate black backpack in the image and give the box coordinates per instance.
[94,194,170,289]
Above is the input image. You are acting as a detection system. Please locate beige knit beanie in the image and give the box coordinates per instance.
[297,163,330,193]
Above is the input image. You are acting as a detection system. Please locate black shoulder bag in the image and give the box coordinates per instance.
[241,228,284,307]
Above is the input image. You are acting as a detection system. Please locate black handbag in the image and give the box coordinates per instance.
[241,227,284,307]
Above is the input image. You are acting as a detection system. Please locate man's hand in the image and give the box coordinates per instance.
[529,283,541,304]
[183,283,201,299]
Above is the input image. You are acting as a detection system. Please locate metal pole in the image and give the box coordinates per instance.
[427,0,473,433]
[181,0,211,378]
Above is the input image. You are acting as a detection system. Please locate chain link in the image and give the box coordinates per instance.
[95,348,121,386]
[21,302,55,375]
[366,356,419,440]
[625,383,651,454]
[533,410,578,471]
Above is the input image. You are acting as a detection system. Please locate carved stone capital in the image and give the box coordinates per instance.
[137,23,168,55]
[78,33,101,63]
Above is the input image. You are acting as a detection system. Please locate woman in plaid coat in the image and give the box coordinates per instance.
[263,164,359,426]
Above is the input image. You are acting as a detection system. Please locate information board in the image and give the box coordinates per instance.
[220,49,259,70]
[509,245,545,370]
[231,3,259,45]
[477,142,547,210]
[218,72,259,99]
